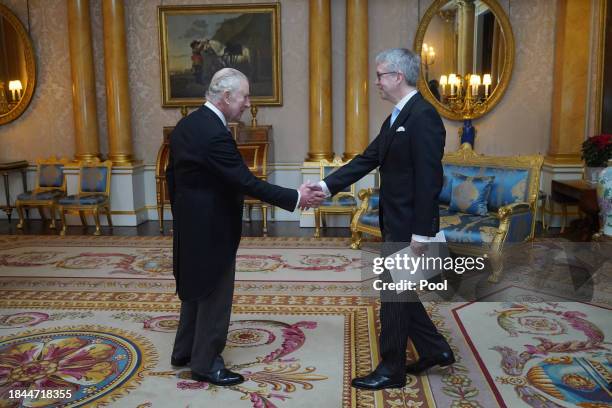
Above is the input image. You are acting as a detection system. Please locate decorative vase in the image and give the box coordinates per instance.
[597,165,612,236]
[585,167,605,184]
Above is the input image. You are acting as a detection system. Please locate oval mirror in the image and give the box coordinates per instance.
[414,0,514,121]
[0,4,36,125]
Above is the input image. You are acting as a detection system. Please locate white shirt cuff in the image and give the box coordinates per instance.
[318,181,331,197]
[295,190,301,211]
[411,234,433,242]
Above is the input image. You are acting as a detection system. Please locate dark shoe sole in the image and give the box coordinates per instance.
[191,373,245,386]
[351,381,406,390]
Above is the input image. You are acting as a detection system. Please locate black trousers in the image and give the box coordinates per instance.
[376,238,450,376]
[172,264,235,374]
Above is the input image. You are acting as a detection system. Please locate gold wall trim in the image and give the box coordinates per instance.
[111,206,147,215]
[594,0,607,134]
[543,154,583,165]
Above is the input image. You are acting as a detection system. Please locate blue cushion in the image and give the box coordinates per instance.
[321,195,357,207]
[39,164,64,188]
[439,174,452,204]
[506,211,533,243]
[368,192,379,210]
[359,210,379,227]
[441,164,531,209]
[17,189,65,201]
[439,207,500,245]
[59,194,107,205]
[449,173,494,216]
[81,167,109,193]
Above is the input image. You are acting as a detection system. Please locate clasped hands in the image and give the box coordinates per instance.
[298,181,326,210]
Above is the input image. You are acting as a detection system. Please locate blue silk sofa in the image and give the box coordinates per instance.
[350,143,544,282]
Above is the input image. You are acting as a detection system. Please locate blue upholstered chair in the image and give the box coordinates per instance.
[314,158,358,238]
[16,157,69,229]
[58,160,113,236]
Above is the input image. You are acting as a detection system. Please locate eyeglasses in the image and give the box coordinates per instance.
[376,71,399,80]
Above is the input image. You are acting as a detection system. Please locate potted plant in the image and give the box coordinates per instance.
[581,134,612,183]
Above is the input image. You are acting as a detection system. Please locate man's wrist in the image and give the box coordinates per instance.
[318,181,331,197]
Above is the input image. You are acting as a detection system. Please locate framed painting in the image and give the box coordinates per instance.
[158,3,282,107]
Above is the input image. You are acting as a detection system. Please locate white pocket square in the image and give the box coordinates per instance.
[396,126,405,132]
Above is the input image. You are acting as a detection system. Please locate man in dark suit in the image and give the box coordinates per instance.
[166,68,325,386]
[319,48,455,390]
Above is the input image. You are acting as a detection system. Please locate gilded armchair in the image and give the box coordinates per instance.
[16,157,69,229]
[58,160,113,236]
[314,158,358,238]
[155,127,172,232]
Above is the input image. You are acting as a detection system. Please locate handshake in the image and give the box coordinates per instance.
[297,181,327,210]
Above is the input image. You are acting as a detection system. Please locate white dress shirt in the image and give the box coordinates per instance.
[205,101,302,211]
[318,89,434,242]
[205,101,227,127]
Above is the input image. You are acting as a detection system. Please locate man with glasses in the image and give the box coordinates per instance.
[317,48,455,390]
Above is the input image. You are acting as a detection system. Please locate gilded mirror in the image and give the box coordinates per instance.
[414,0,514,121]
[0,4,36,125]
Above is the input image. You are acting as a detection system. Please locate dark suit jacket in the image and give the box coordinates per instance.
[324,92,445,241]
[166,105,298,301]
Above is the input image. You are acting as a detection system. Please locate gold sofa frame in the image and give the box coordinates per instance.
[350,144,544,282]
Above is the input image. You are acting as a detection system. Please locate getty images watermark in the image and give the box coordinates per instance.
[371,251,487,292]
[360,240,610,303]
[360,241,488,295]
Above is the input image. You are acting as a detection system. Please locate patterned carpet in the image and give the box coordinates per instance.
[0,236,610,407]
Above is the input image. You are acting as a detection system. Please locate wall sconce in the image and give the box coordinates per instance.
[8,80,23,101]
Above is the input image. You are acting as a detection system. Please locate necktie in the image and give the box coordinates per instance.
[390,107,400,127]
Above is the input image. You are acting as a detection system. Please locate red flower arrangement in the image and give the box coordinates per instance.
[581,134,612,167]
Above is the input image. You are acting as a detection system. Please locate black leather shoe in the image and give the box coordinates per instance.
[170,356,190,367]
[405,351,455,374]
[351,371,406,390]
[191,368,245,386]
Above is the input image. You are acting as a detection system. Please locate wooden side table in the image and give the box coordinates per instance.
[551,179,599,240]
[0,161,29,223]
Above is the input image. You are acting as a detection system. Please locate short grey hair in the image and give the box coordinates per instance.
[375,48,420,86]
[205,68,248,101]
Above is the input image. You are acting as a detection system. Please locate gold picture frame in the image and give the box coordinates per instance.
[158,3,282,107]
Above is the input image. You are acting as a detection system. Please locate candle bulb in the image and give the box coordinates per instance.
[440,75,448,96]
[469,75,481,98]
[449,74,457,96]
[8,80,23,102]
[483,74,492,98]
